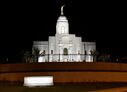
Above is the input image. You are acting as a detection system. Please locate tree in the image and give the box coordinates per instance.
[18,50,32,63]
[98,53,111,62]
[24,51,32,63]
[90,50,99,62]
[32,47,40,62]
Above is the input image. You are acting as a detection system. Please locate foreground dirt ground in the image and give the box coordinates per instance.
[94,87,127,92]
[0,83,127,92]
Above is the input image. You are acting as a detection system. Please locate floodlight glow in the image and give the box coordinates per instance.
[38,56,45,62]
[86,56,93,62]
[24,76,53,87]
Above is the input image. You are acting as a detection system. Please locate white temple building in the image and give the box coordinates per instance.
[32,6,96,62]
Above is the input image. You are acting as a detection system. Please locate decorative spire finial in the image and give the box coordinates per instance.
[61,5,65,15]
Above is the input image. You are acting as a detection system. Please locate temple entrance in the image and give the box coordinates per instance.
[63,48,69,62]
[63,48,68,55]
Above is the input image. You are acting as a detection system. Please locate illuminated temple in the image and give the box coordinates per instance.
[32,6,96,62]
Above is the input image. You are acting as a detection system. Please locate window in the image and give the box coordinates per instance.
[61,26,65,33]
[51,50,53,54]
[43,50,45,55]
[85,50,87,55]
[78,51,80,54]
[63,48,68,55]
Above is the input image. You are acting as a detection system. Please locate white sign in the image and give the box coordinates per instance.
[24,76,53,87]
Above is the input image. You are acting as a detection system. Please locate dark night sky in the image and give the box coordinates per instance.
[0,0,127,62]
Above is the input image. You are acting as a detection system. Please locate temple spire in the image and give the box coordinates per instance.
[61,5,65,15]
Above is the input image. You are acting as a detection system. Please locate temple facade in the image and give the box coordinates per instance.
[32,6,96,62]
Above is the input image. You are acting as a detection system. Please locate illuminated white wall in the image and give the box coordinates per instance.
[33,41,48,54]
[38,56,46,63]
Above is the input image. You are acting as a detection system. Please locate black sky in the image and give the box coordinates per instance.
[0,1,127,62]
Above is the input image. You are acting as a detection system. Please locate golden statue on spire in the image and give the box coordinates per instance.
[61,5,65,15]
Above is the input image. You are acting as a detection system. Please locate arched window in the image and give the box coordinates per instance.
[63,48,68,55]
[61,26,65,33]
